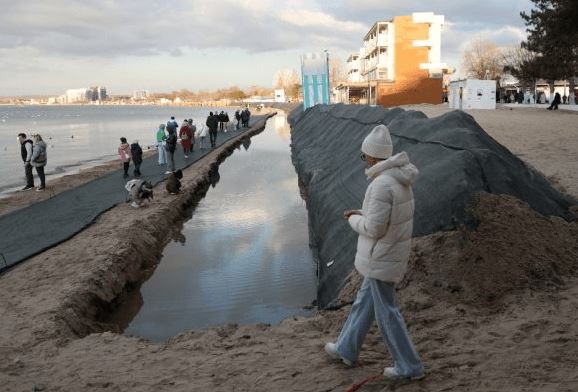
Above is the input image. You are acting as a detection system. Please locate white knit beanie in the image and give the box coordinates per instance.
[361,124,393,159]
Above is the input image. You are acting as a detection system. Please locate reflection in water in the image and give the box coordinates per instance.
[274,114,291,140]
[174,232,186,245]
[111,289,144,332]
[209,168,220,188]
[242,138,251,151]
[122,115,316,341]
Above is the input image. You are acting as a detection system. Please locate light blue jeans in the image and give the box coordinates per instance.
[157,142,166,165]
[335,277,423,377]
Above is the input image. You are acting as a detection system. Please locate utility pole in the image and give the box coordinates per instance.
[324,49,331,104]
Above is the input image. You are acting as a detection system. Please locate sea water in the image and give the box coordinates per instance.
[0,105,230,192]
[119,113,317,341]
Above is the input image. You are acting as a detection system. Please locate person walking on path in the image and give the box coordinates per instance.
[30,133,48,191]
[324,124,424,381]
[218,111,226,131]
[235,110,241,130]
[188,119,196,151]
[241,108,251,128]
[197,125,208,149]
[130,140,143,177]
[17,132,35,191]
[179,120,193,158]
[166,116,178,134]
[118,137,131,178]
[165,126,178,173]
[206,112,219,148]
[156,124,167,165]
[547,92,561,110]
[223,112,230,131]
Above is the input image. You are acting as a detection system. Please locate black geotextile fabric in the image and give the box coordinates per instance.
[0,117,265,272]
[288,104,577,307]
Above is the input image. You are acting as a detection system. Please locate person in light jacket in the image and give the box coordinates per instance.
[30,133,48,191]
[118,137,131,178]
[156,124,167,165]
[324,124,424,381]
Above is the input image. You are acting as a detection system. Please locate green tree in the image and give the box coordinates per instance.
[521,0,578,103]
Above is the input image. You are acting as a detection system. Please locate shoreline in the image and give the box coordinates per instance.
[0,150,155,215]
[0,114,276,343]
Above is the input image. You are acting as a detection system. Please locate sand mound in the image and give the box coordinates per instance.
[337,192,578,308]
[408,193,578,304]
[289,104,577,307]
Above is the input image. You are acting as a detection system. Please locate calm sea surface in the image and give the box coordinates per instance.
[0,105,231,192]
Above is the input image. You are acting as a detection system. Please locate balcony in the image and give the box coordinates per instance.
[413,40,433,47]
[377,34,390,47]
[366,57,378,71]
[347,60,360,73]
[419,62,449,71]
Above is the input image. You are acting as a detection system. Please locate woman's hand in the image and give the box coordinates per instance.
[343,210,361,219]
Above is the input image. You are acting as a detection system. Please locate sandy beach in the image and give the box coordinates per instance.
[0,105,577,392]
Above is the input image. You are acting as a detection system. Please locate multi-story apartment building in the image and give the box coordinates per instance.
[133,90,150,100]
[346,53,362,83]
[64,86,107,103]
[338,12,449,106]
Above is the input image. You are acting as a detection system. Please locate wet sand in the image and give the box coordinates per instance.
[0,105,577,391]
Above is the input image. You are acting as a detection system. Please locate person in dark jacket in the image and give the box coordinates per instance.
[218,111,226,131]
[17,132,35,191]
[166,116,178,134]
[166,169,183,194]
[130,140,143,177]
[547,92,561,110]
[241,108,251,128]
[235,110,241,130]
[206,112,219,148]
[165,127,178,173]
[223,112,230,131]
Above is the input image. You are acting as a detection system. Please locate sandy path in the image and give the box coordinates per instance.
[403,104,578,198]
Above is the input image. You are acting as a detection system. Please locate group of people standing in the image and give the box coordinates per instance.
[234,108,251,129]
[117,137,143,178]
[17,109,253,193]
[156,116,197,174]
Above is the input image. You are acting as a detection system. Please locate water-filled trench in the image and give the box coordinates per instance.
[115,113,317,341]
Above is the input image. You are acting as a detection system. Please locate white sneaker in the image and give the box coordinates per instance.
[130,202,140,208]
[324,343,353,366]
[383,367,424,381]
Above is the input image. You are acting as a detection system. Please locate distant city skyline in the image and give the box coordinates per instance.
[0,0,533,96]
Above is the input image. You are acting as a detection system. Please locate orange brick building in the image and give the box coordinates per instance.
[337,13,449,107]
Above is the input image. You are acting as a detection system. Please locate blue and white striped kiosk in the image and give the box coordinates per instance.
[301,52,330,109]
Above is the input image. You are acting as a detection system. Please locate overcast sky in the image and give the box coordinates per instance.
[0,0,533,96]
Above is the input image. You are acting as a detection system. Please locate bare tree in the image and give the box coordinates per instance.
[273,68,301,98]
[329,58,346,87]
[502,46,541,92]
[462,39,504,80]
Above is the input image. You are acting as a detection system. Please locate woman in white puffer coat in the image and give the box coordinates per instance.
[325,124,424,381]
